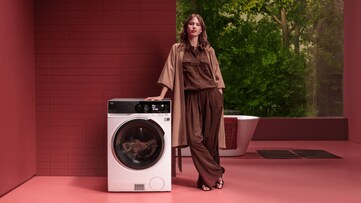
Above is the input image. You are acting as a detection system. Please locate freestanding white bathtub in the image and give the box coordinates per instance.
[180,115,260,157]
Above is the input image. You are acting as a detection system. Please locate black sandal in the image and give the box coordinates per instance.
[214,177,224,189]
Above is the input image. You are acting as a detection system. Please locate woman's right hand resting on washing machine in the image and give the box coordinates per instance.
[145,86,168,101]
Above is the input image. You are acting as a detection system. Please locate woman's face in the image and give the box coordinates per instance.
[187,17,202,38]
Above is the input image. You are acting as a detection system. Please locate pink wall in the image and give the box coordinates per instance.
[34,0,176,176]
[0,0,36,196]
[344,0,361,144]
[253,118,347,140]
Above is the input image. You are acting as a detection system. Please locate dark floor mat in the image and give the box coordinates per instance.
[257,150,301,159]
[292,150,341,159]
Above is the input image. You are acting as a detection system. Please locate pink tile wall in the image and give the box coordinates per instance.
[35,0,176,176]
[0,0,36,196]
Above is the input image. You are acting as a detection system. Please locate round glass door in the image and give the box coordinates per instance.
[113,119,165,170]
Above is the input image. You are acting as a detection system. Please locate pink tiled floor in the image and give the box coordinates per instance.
[1,141,361,203]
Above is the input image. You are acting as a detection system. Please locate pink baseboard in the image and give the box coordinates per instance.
[252,117,348,140]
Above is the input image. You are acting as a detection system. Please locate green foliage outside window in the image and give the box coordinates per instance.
[177,0,343,117]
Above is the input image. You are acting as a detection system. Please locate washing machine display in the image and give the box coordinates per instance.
[107,99,171,192]
[113,119,164,170]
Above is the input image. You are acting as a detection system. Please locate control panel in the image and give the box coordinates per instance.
[108,99,171,113]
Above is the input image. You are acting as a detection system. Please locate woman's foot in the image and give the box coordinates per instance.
[201,184,212,191]
[214,177,224,189]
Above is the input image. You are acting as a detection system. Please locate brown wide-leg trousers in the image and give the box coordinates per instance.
[185,88,225,188]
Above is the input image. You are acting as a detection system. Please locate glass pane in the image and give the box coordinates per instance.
[113,119,164,169]
[176,0,344,117]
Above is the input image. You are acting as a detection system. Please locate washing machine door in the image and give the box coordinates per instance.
[113,118,165,170]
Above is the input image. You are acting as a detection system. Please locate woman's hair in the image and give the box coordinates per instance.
[180,13,210,48]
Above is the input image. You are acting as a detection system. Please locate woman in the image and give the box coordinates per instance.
[146,13,225,191]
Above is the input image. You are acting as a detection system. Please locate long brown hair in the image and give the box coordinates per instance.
[180,13,210,48]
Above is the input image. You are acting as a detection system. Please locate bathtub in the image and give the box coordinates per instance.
[179,115,260,157]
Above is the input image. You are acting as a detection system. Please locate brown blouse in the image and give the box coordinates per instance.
[182,45,217,91]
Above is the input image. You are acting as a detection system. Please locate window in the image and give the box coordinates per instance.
[177,0,344,117]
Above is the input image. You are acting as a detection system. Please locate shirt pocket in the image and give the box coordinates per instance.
[182,58,193,73]
[199,57,213,75]
[200,57,210,64]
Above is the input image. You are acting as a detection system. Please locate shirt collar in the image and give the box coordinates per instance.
[185,41,203,51]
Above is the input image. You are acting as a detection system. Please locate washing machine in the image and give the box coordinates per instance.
[107,98,172,192]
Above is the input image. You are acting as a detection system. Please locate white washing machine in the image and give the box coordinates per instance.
[107,98,172,192]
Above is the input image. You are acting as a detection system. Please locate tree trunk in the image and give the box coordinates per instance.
[294,25,300,54]
[310,18,325,116]
[280,7,289,49]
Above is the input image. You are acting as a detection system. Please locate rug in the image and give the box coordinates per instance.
[292,149,341,159]
[257,150,301,159]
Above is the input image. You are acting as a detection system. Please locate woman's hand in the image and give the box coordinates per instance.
[145,86,169,101]
[145,96,164,101]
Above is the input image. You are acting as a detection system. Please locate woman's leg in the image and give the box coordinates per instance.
[185,89,224,189]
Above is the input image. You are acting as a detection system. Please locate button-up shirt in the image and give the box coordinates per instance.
[182,44,217,91]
